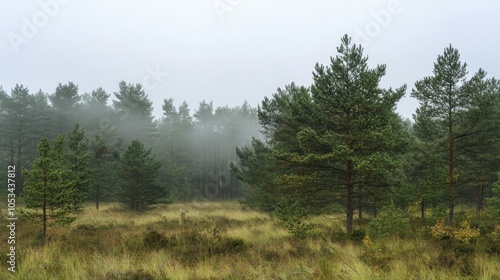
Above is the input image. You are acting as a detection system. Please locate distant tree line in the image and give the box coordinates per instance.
[0,80,261,211]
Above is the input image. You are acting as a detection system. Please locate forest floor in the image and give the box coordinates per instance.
[1,201,499,279]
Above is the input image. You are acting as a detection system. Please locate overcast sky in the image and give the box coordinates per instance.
[2,0,499,121]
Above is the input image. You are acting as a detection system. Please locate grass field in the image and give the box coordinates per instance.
[1,201,499,279]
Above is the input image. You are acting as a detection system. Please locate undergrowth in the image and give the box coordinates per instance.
[0,201,498,279]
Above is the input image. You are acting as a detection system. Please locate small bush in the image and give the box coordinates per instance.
[485,174,500,221]
[477,225,500,254]
[430,219,452,240]
[141,226,246,265]
[350,228,366,242]
[489,225,500,242]
[143,230,170,250]
[274,198,311,239]
[330,228,366,243]
[179,211,189,226]
[430,219,480,244]
[453,220,480,244]
[368,205,410,238]
[430,204,448,223]
[173,228,246,265]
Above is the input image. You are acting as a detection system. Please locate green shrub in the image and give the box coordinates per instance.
[477,225,500,254]
[179,211,189,226]
[350,228,367,242]
[330,228,366,243]
[368,205,410,238]
[485,174,500,222]
[172,227,246,265]
[274,198,311,239]
[142,226,246,266]
[430,219,480,245]
[143,230,170,250]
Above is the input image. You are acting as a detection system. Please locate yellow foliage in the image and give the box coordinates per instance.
[407,201,421,217]
[453,220,480,244]
[429,219,480,244]
[362,234,373,248]
[430,219,450,240]
[489,225,500,242]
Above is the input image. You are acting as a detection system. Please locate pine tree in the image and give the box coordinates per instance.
[49,82,81,135]
[411,45,500,224]
[22,137,77,244]
[80,87,115,141]
[118,140,168,210]
[113,81,157,145]
[193,100,216,199]
[232,138,278,212]
[30,90,57,142]
[157,98,193,201]
[0,85,34,195]
[485,173,500,222]
[257,83,323,212]
[252,36,406,233]
[306,35,405,233]
[67,124,92,212]
[89,134,120,209]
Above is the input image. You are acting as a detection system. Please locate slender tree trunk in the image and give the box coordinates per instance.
[96,183,100,210]
[421,198,425,223]
[476,180,484,214]
[448,110,455,225]
[43,195,47,245]
[17,137,22,194]
[346,161,354,234]
[358,184,362,219]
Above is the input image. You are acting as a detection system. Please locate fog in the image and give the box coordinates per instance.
[2,0,500,200]
[2,1,500,122]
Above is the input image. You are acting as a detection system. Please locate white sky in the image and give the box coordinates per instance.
[2,0,499,121]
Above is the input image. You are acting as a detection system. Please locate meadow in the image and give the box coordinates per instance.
[1,201,499,279]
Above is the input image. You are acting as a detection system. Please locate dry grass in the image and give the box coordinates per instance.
[0,201,499,279]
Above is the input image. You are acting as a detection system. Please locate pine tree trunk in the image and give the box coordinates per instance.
[96,183,100,210]
[346,161,354,234]
[358,184,362,219]
[17,134,23,194]
[448,108,455,226]
[43,195,47,245]
[421,198,425,222]
[476,180,484,214]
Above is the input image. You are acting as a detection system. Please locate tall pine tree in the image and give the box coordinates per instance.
[412,45,500,224]
[22,137,77,244]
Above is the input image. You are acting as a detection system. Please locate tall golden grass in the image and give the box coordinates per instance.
[0,201,498,279]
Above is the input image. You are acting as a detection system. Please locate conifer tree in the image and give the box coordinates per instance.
[22,137,77,244]
[249,36,406,233]
[307,35,406,233]
[67,124,92,212]
[49,82,81,135]
[113,81,157,145]
[118,140,168,210]
[412,45,500,224]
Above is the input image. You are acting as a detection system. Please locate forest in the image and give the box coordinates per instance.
[1,35,500,279]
